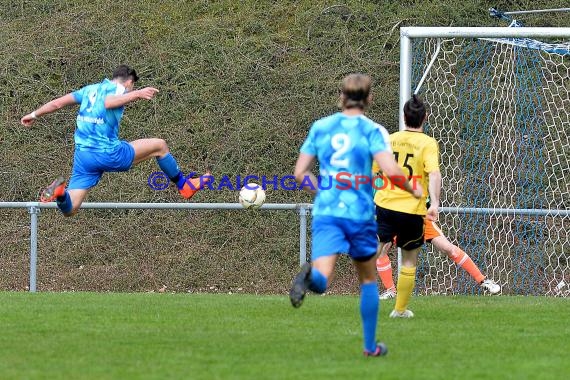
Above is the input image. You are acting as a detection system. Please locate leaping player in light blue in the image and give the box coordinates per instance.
[21,65,210,216]
[289,73,422,357]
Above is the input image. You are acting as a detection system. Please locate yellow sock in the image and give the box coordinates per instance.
[395,266,416,312]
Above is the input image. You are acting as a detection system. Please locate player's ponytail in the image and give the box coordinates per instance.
[339,73,372,110]
[403,94,427,128]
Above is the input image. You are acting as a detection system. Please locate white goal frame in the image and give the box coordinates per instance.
[398,27,570,294]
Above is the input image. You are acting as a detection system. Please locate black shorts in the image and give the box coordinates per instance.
[376,206,425,250]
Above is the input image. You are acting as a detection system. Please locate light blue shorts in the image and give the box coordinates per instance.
[68,141,135,190]
[311,216,378,261]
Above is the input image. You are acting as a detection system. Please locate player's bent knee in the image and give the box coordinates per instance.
[448,246,462,260]
[156,139,169,155]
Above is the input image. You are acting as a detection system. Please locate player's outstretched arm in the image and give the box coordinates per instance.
[374,151,423,198]
[427,170,441,221]
[294,153,317,195]
[21,93,78,127]
[104,87,159,109]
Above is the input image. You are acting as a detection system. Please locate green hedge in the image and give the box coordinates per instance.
[1,0,567,292]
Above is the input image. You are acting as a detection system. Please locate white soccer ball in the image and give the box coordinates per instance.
[239,183,266,209]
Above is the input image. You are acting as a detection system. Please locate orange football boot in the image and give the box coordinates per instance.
[179,171,212,199]
[40,176,66,202]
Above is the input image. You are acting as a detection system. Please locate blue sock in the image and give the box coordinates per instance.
[156,153,182,180]
[308,268,327,294]
[56,191,73,215]
[175,173,186,190]
[360,282,379,353]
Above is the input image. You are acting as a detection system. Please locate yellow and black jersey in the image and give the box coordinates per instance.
[373,130,439,215]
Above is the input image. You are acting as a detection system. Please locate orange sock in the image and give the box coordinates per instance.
[376,255,395,291]
[450,248,485,283]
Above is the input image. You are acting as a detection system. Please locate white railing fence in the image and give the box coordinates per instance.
[0,202,312,292]
[1,202,569,295]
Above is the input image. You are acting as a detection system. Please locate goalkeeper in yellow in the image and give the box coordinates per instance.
[374,94,441,318]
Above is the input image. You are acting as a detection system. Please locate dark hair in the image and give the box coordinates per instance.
[339,73,372,110]
[112,65,139,82]
[403,94,426,128]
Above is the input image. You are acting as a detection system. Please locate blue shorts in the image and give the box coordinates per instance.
[68,141,135,190]
[311,216,378,261]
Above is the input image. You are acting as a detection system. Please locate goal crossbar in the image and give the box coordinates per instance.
[401,27,570,38]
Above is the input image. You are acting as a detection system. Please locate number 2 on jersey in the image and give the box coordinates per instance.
[330,133,351,168]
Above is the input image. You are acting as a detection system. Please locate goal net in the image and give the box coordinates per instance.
[402,27,570,296]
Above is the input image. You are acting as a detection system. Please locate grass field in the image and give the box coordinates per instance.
[1,292,568,380]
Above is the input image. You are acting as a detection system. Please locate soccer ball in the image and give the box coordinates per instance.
[239,183,266,209]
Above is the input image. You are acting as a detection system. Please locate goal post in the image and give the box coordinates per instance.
[400,27,570,296]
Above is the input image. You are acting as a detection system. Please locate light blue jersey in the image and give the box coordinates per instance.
[72,78,127,152]
[300,112,391,221]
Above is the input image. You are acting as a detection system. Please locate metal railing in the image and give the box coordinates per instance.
[0,202,313,292]
[2,202,569,293]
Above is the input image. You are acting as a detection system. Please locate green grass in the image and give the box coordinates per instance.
[1,293,568,379]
